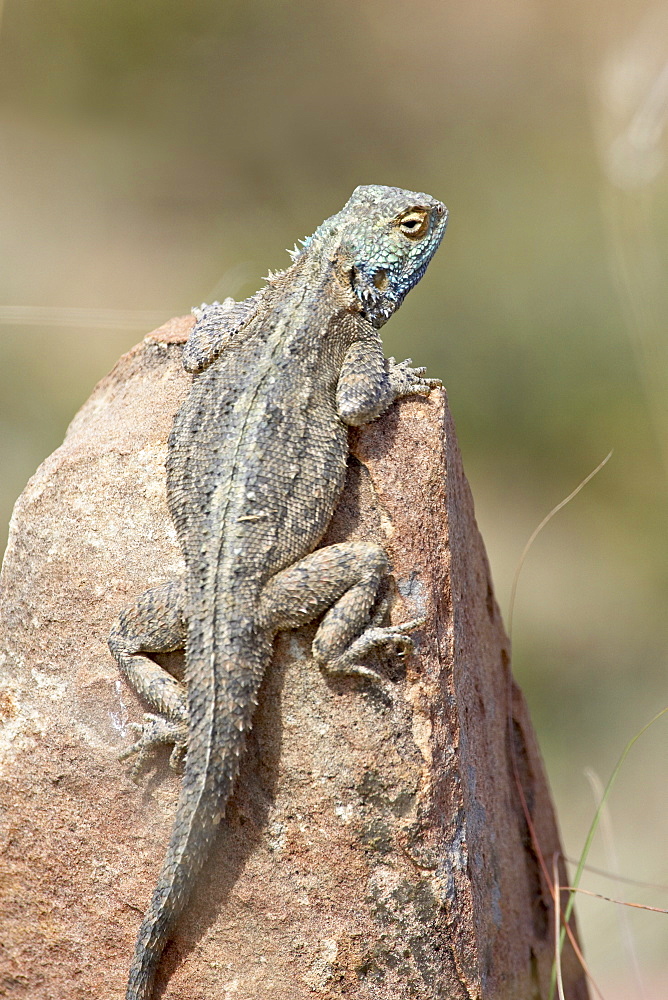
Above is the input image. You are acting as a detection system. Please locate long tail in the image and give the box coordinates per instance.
[126,622,268,1000]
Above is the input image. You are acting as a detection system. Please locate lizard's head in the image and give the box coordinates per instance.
[307,185,448,328]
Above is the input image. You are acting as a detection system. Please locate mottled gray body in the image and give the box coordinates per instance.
[108,185,447,999]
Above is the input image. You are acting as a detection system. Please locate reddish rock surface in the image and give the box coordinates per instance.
[0,317,588,999]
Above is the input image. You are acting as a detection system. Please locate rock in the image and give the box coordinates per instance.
[0,317,588,999]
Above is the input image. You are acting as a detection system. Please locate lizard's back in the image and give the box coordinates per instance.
[167,278,358,600]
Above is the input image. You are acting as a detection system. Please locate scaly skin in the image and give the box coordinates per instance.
[108,185,448,999]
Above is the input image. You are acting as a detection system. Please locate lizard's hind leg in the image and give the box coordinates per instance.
[259,542,423,685]
[109,580,189,776]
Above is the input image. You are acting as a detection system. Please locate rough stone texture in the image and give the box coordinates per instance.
[0,317,588,1000]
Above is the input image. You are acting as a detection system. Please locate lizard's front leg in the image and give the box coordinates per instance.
[259,542,423,685]
[336,331,441,427]
[108,580,189,775]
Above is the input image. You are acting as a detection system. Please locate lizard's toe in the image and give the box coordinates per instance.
[389,359,442,399]
[120,713,188,779]
[320,616,425,690]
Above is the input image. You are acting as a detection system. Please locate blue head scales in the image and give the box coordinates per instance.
[304,185,448,328]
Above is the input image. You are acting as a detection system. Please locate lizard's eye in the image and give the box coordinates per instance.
[397,210,430,241]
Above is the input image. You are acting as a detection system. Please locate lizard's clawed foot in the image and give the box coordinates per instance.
[321,616,426,689]
[388,358,442,399]
[120,713,188,780]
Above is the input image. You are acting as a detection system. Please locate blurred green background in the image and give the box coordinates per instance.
[0,1,666,994]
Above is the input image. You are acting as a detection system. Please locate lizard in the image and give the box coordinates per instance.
[108,183,448,1000]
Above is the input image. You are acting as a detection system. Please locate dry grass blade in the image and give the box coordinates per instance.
[507,451,613,639]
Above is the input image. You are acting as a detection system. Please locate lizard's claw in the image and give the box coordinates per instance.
[321,616,426,691]
[388,358,442,399]
[120,713,188,780]
[354,616,426,661]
